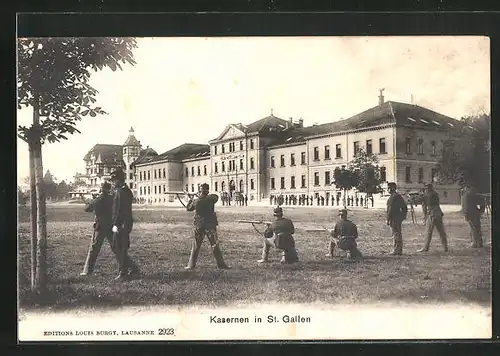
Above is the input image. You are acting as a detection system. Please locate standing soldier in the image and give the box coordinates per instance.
[418,183,448,252]
[386,182,408,255]
[185,183,230,270]
[81,182,114,276]
[326,209,362,260]
[461,184,485,248]
[259,207,299,264]
[110,168,141,280]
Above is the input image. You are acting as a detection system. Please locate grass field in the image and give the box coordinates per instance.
[17,204,491,310]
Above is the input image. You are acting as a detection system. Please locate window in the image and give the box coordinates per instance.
[129,173,133,180]
[405,137,412,154]
[380,167,387,181]
[163,185,166,193]
[314,172,320,186]
[154,186,157,194]
[147,171,150,180]
[130,182,133,189]
[185,184,188,192]
[301,152,306,164]
[191,184,195,192]
[313,147,319,161]
[215,163,218,173]
[250,179,255,190]
[431,168,437,182]
[325,171,331,185]
[405,166,411,183]
[280,155,285,167]
[222,144,225,153]
[229,142,234,152]
[354,141,360,155]
[185,167,189,177]
[443,191,448,198]
[280,177,285,189]
[290,153,295,166]
[301,175,306,188]
[250,139,254,149]
[215,182,218,191]
[379,138,386,154]
[191,167,195,176]
[250,158,255,170]
[214,146,218,155]
[431,141,437,155]
[324,145,331,160]
[197,166,201,176]
[222,162,225,172]
[140,172,143,181]
[154,170,157,179]
[148,186,151,194]
[336,144,342,158]
[366,140,373,154]
[163,168,166,178]
[221,181,225,191]
[240,141,243,150]
[229,160,232,171]
[270,156,275,168]
[271,178,275,190]
[417,138,424,154]
[204,165,207,175]
[418,167,424,183]
[140,187,143,195]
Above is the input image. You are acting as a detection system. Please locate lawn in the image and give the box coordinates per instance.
[17,204,491,310]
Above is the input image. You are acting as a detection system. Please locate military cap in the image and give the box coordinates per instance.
[110,168,125,181]
[273,206,283,216]
[387,182,397,189]
[338,208,348,215]
[201,183,210,192]
[101,182,112,190]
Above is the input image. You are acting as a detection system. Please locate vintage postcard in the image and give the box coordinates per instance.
[17,35,491,341]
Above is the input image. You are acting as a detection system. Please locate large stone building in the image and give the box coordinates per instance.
[76,94,469,204]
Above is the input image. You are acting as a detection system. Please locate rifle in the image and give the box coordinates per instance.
[304,227,332,233]
[165,191,199,207]
[237,220,272,237]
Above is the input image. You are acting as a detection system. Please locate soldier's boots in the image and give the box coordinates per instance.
[388,250,402,256]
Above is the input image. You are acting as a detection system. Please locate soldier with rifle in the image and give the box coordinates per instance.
[386,182,408,255]
[461,184,485,248]
[325,209,362,260]
[81,182,115,276]
[185,183,230,270]
[417,183,448,253]
[259,207,299,264]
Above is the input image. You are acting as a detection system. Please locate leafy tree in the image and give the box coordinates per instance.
[17,37,137,296]
[348,148,383,207]
[436,113,490,193]
[333,165,358,208]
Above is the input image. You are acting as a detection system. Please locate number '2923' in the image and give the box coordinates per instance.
[158,328,175,336]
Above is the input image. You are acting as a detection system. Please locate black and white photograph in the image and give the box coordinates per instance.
[17,35,491,341]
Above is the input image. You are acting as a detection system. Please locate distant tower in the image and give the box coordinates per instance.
[378,88,385,106]
[122,127,142,195]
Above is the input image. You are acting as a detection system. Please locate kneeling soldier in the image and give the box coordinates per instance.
[185,183,230,270]
[259,207,299,264]
[326,209,362,260]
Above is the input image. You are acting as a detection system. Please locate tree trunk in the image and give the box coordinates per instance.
[32,94,48,296]
[29,143,37,292]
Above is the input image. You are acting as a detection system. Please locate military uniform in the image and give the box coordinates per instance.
[185,185,229,269]
[386,183,408,255]
[461,187,484,248]
[260,207,299,264]
[81,187,114,275]
[419,184,448,252]
[327,210,362,260]
[111,176,140,278]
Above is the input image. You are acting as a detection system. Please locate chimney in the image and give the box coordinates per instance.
[378,88,385,106]
[298,118,304,127]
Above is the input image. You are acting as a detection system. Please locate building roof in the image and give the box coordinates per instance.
[137,143,210,165]
[83,144,123,164]
[245,115,291,133]
[268,101,465,147]
[123,127,141,146]
[132,147,159,166]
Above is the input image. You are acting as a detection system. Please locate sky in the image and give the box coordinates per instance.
[16,36,490,184]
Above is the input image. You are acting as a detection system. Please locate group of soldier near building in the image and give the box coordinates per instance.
[81,171,487,280]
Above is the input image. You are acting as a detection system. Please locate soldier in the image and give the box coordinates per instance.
[418,183,448,252]
[81,182,114,276]
[461,184,485,248]
[110,168,141,280]
[259,207,299,264]
[185,183,230,270]
[326,209,362,260]
[386,182,408,255]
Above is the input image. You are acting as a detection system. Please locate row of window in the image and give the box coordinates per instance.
[139,168,168,181]
[184,165,208,177]
[213,139,255,155]
[405,166,437,183]
[404,138,440,155]
[139,185,166,195]
[213,158,255,173]
[269,167,388,190]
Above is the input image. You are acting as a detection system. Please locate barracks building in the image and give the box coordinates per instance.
[76,93,468,205]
